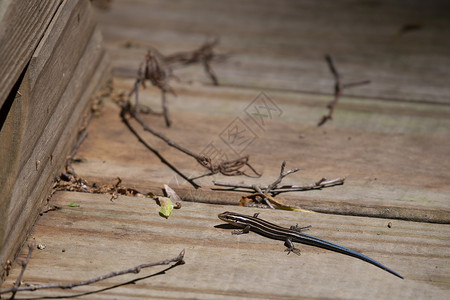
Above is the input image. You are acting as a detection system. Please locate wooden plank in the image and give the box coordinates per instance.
[99,0,450,104]
[1,1,449,298]
[0,0,62,108]
[0,2,107,282]
[0,0,96,205]
[71,79,450,223]
[17,0,97,170]
[2,191,449,299]
[74,0,450,225]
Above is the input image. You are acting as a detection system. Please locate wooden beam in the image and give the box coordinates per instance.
[0,0,62,108]
[3,191,449,298]
[0,0,108,283]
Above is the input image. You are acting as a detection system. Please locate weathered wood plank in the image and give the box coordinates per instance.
[0,0,96,205]
[0,0,62,108]
[18,0,97,170]
[0,0,107,282]
[3,1,450,298]
[2,191,449,299]
[78,0,450,225]
[98,0,450,104]
[71,78,450,223]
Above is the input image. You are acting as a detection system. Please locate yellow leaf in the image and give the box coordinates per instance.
[158,197,174,218]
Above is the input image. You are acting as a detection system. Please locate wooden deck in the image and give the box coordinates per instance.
[2,0,450,299]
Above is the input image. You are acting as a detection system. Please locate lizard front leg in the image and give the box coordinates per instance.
[232,225,251,235]
[284,238,301,255]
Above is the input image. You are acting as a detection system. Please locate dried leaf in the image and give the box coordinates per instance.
[240,193,314,213]
[164,184,182,203]
[239,195,253,207]
[262,194,314,212]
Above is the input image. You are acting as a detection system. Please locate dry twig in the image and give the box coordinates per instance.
[196,155,261,178]
[56,175,145,199]
[0,250,185,297]
[214,175,345,194]
[118,39,260,185]
[318,55,370,126]
[129,39,224,127]
[8,242,35,299]
[129,47,176,126]
[120,101,261,188]
[165,38,225,86]
[214,161,345,210]
[264,161,299,193]
[120,102,201,189]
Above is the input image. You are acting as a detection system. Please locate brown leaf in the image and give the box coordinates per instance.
[164,184,182,203]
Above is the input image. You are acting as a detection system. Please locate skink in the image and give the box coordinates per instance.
[218,211,403,279]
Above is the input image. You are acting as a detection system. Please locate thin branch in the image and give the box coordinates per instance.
[9,242,35,299]
[161,91,171,127]
[342,80,371,89]
[264,160,300,193]
[129,39,225,128]
[240,192,314,213]
[121,101,261,181]
[252,184,275,209]
[214,176,345,193]
[318,55,370,126]
[326,54,339,83]
[120,104,200,189]
[213,161,344,209]
[0,250,185,296]
[243,160,299,209]
[128,47,176,127]
[203,57,219,86]
[115,39,259,183]
[196,155,261,178]
[127,103,198,158]
[164,37,225,86]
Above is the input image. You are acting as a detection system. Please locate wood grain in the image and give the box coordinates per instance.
[100,0,450,104]
[17,0,97,171]
[73,81,450,223]
[75,0,450,226]
[0,0,107,283]
[0,0,62,108]
[2,1,450,298]
[2,191,449,299]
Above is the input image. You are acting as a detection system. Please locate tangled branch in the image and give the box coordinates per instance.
[214,161,345,210]
[129,39,225,127]
[120,101,260,188]
[165,38,225,86]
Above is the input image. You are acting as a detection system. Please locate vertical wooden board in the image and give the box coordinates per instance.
[0,0,62,108]
[18,0,97,171]
[0,0,107,282]
[0,27,107,283]
[0,0,96,207]
[0,0,94,251]
[0,71,29,238]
